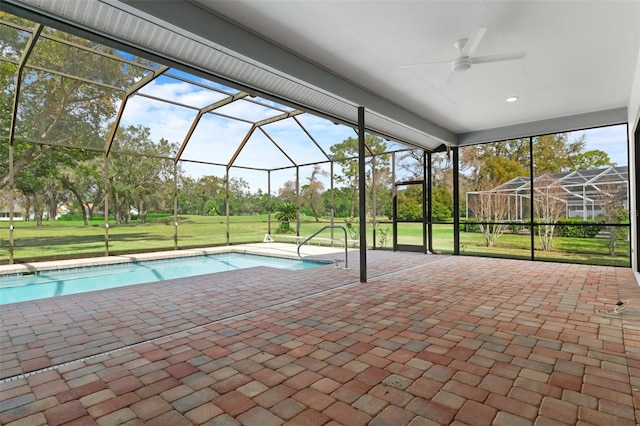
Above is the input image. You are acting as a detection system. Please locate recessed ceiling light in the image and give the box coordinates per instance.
[506,96,519,103]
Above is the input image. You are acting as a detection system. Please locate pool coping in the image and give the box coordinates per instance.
[0,242,354,276]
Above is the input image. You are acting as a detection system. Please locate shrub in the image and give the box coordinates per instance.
[275,201,297,234]
[461,219,480,233]
[344,217,359,241]
[376,225,390,248]
[555,218,602,238]
[507,223,525,233]
[58,212,85,221]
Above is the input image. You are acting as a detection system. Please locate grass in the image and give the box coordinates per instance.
[0,216,631,267]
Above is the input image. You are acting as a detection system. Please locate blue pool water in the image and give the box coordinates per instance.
[0,253,323,305]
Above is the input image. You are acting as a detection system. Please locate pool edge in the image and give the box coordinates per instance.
[0,243,351,276]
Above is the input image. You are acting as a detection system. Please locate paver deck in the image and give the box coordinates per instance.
[1,246,639,425]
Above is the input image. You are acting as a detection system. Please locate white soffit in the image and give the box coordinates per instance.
[200,0,639,136]
[3,0,454,150]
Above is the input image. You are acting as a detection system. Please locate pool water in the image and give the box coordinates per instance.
[0,253,323,305]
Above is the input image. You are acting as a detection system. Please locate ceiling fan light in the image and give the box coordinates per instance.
[452,57,472,72]
[506,96,519,103]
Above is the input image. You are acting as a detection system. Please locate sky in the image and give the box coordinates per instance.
[117,69,630,193]
[567,125,628,168]
[119,71,359,192]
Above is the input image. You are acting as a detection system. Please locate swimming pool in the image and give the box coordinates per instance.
[0,253,325,305]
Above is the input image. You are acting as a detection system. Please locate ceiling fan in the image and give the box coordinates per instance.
[402,28,526,80]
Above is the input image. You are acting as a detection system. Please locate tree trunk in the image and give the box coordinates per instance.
[23,198,32,221]
[48,198,57,221]
[112,193,121,224]
[310,201,320,222]
[90,193,103,220]
[75,198,89,225]
[349,182,358,218]
[139,199,147,224]
[538,224,555,251]
[33,196,43,226]
[63,180,89,225]
[608,226,617,255]
[124,202,131,223]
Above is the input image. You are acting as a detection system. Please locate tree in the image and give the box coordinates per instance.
[14,157,46,225]
[397,150,453,221]
[330,135,389,218]
[369,155,392,220]
[176,176,204,215]
[533,175,567,251]
[396,150,424,181]
[0,13,29,139]
[467,186,511,247]
[461,134,610,183]
[323,186,353,218]
[1,22,137,189]
[461,139,529,183]
[533,134,583,174]
[108,127,176,224]
[251,188,271,216]
[571,150,615,170]
[12,142,80,225]
[59,151,103,225]
[278,180,297,204]
[430,152,454,221]
[596,183,629,255]
[199,175,226,215]
[1,12,156,227]
[530,135,612,251]
[227,177,251,215]
[605,207,629,255]
[432,186,453,220]
[396,185,422,221]
[462,140,529,247]
[301,165,327,222]
[203,199,218,216]
[175,174,274,217]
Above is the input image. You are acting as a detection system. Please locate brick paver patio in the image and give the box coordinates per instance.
[1,249,639,425]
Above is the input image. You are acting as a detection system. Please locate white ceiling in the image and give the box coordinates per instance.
[194,0,639,134]
[5,0,640,150]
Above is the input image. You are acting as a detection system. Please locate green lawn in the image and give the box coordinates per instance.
[0,216,631,267]
[368,222,630,267]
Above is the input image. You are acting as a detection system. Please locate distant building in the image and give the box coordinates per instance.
[0,189,25,220]
[466,166,629,221]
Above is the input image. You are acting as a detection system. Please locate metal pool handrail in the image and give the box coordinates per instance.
[297,225,349,269]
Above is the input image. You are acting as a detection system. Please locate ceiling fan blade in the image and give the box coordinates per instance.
[400,59,452,68]
[445,69,456,85]
[460,27,487,57]
[471,52,526,64]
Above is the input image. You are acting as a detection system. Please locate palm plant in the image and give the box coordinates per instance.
[274,201,298,233]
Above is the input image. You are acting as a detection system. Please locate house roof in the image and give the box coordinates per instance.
[489,166,628,190]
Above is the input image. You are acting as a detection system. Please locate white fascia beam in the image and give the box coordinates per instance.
[458,108,628,146]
